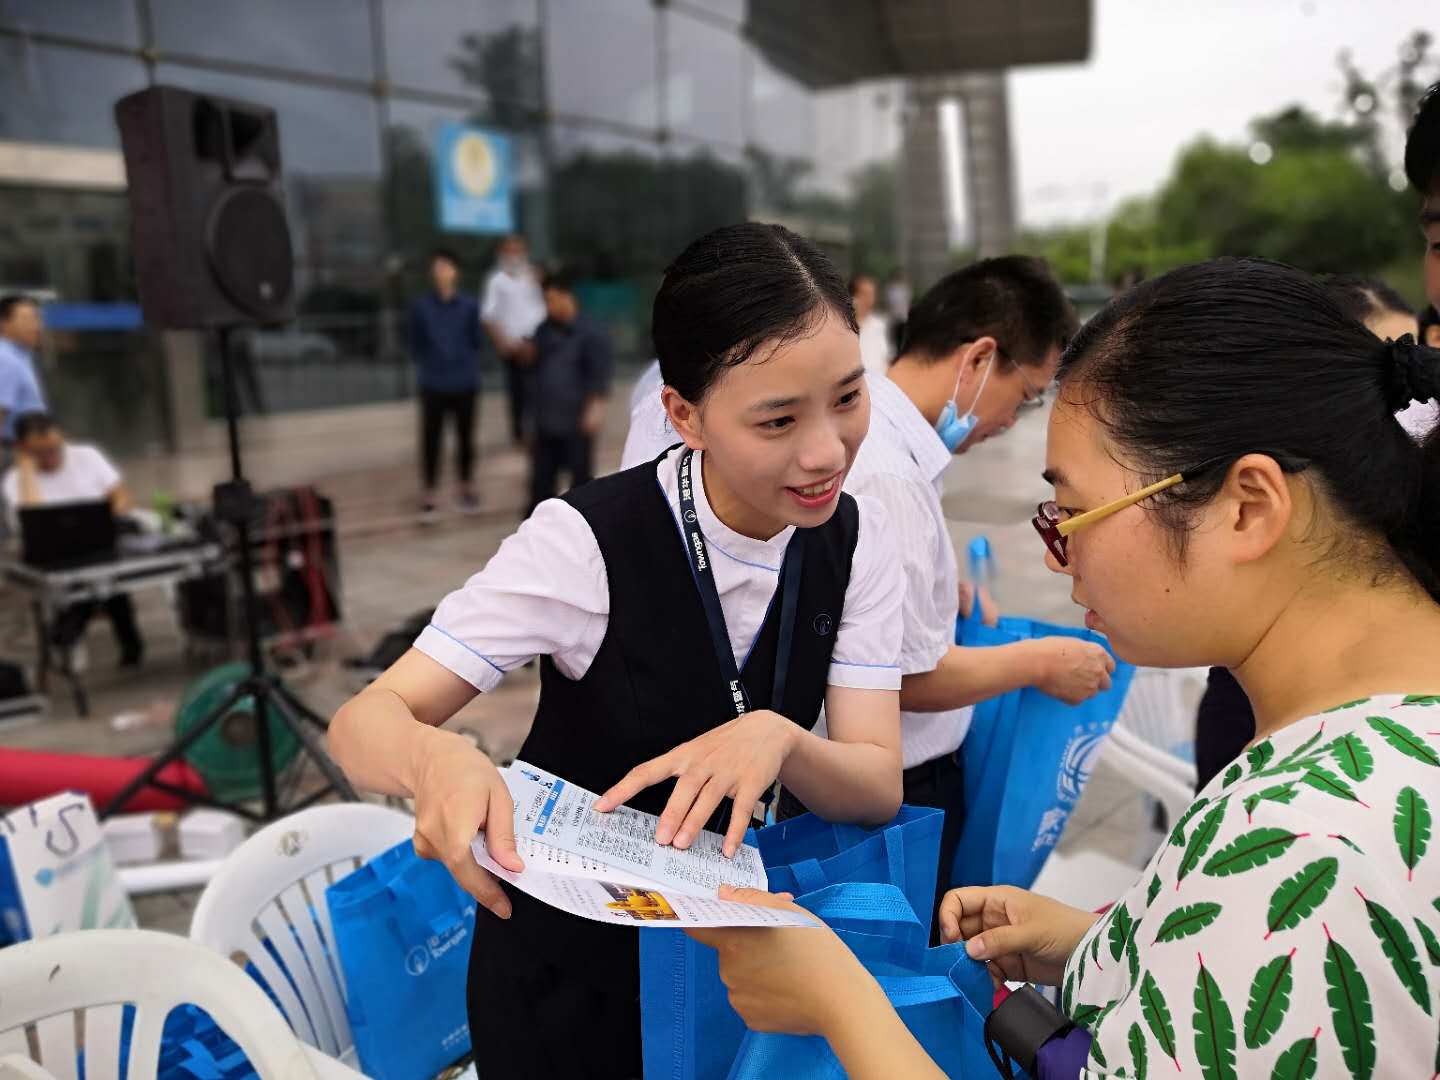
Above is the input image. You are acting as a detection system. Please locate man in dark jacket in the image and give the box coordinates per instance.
[527,269,612,515]
[409,248,484,521]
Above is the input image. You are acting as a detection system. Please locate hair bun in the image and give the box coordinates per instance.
[1383,333,1440,411]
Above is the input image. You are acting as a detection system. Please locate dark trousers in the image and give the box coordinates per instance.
[776,752,965,946]
[468,890,642,1080]
[528,431,594,515]
[901,752,967,946]
[419,388,477,492]
[1195,666,1255,792]
[503,358,530,445]
[52,595,143,663]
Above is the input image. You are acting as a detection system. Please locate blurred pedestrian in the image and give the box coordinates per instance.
[481,234,546,448]
[410,248,484,522]
[883,267,912,353]
[526,269,612,514]
[1421,303,1440,348]
[851,273,892,377]
[0,295,46,445]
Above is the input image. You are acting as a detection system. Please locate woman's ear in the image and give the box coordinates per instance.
[662,386,706,450]
[1224,454,1295,565]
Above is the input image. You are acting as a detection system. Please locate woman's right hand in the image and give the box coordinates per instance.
[411,731,525,920]
[939,885,1098,987]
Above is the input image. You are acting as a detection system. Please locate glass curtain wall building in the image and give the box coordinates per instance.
[0,0,834,458]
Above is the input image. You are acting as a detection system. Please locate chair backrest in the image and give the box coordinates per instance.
[1106,667,1205,824]
[0,929,318,1080]
[188,802,414,1060]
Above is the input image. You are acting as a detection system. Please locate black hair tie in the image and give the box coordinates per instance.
[1384,333,1440,410]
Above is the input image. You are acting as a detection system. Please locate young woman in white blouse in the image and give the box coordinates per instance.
[328,223,905,1080]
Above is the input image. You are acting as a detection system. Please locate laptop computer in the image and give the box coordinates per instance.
[19,500,118,569]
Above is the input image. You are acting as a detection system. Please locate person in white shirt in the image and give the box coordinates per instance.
[479,234,547,447]
[329,223,905,1080]
[623,257,1116,937]
[884,268,913,353]
[851,272,893,377]
[2,412,143,666]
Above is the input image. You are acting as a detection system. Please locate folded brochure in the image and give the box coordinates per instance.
[469,761,814,928]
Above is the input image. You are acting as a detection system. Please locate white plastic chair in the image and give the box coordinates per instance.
[1104,666,1206,826]
[0,928,324,1080]
[189,802,415,1067]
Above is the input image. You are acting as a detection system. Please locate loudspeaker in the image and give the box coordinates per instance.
[115,85,295,329]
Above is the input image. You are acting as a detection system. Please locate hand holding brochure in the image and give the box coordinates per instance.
[469,762,814,929]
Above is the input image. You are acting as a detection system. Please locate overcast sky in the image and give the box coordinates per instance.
[1002,0,1437,226]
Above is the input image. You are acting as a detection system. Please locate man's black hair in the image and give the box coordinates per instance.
[0,295,38,323]
[900,256,1077,368]
[13,411,57,442]
[1404,81,1440,196]
[542,267,577,294]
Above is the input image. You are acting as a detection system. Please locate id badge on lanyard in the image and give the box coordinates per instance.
[675,448,805,719]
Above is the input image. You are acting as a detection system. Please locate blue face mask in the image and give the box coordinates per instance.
[935,354,995,452]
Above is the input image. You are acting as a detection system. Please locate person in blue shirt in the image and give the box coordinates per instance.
[526,269,613,515]
[409,249,485,522]
[0,296,47,445]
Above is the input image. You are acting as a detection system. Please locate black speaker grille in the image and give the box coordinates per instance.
[205,187,294,322]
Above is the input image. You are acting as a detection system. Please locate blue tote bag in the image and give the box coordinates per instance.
[640,806,943,1080]
[325,838,475,1080]
[951,605,1136,892]
[724,883,1003,1080]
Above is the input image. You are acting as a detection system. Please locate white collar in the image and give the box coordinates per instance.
[658,446,794,571]
[867,371,952,482]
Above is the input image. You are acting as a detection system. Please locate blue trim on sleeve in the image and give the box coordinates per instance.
[829,659,902,670]
[424,623,511,676]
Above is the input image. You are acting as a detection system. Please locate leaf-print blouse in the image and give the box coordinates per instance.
[1065,694,1440,1079]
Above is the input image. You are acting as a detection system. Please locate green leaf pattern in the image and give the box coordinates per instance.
[1266,858,1339,936]
[1243,950,1295,1049]
[1324,931,1375,1080]
[1194,955,1239,1080]
[1365,714,1440,768]
[1068,698,1438,1078]
[1394,785,1432,881]
[1203,828,1303,878]
[1179,803,1229,883]
[1155,902,1224,943]
[1247,740,1275,774]
[1128,1021,1149,1080]
[1358,891,1430,1012]
[1268,1033,1320,1080]
[1327,733,1374,782]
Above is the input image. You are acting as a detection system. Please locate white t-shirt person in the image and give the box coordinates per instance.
[479,263,546,348]
[858,312,894,378]
[2,443,121,528]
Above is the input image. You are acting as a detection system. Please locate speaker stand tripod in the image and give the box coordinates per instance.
[99,326,357,821]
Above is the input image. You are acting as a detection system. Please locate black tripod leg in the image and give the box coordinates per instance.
[265,685,359,801]
[98,681,255,819]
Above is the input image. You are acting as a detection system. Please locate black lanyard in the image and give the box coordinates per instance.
[676,448,806,718]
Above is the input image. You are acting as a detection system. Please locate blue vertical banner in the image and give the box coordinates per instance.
[434,122,514,234]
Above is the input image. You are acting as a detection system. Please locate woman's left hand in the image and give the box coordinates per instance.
[687,886,878,1037]
[594,709,797,857]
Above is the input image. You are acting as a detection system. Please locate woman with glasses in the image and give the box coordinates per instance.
[687,257,1440,1078]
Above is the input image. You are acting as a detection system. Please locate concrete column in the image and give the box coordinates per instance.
[954,71,1016,258]
[899,81,951,293]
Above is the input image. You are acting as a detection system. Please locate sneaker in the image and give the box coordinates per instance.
[420,498,439,526]
[456,492,482,515]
